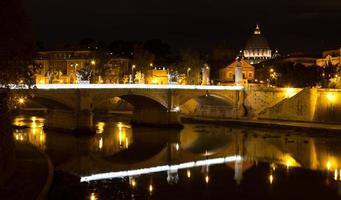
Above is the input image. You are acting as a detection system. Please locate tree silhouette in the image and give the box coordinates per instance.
[0,0,35,186]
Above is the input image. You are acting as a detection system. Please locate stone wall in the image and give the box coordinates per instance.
[244,87,303,118]
[257,88,341,123]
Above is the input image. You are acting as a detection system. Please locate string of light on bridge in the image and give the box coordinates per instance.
[80,155,242,182]
[26,84,244,90]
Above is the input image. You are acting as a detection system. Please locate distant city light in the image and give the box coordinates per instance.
[18,97,25,104]
[187,169,191,178]
[326,93,336,102]
[205,175,209,183]
[285,88,296,98]
[269,174,274,184]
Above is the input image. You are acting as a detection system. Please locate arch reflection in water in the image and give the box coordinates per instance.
[13,116,46,150]
[92,121,132,155]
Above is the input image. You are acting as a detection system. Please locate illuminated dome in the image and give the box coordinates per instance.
[243,25,272,64]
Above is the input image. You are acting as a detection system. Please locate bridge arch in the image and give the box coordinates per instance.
[24,97,73,110]
[92,91,168,111]
[180,94,236,118]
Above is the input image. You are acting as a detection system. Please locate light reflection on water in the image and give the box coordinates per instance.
[92,121,132,155]
[13,116,46,150]
[12,115,341,199]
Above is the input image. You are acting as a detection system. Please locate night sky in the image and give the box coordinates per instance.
[23,0,341,53]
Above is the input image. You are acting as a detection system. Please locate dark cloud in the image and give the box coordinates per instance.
[23,0,341,53]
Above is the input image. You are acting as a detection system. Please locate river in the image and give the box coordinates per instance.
[13,115,341,200]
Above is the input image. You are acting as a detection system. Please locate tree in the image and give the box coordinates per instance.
[178,49,205,85]
[0,0,36,186]
[132,44,155,74]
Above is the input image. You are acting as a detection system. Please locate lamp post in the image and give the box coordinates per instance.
[131,65,136,84]
[187,68,191,84]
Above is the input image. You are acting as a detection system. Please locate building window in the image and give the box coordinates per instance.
[249,72,253,78]
[229,73,233,78]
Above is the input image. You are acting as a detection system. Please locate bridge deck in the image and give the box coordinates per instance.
[31,84,243,90]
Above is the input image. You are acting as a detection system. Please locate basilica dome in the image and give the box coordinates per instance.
[243,25,272,64]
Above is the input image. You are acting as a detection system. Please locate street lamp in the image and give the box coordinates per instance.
[18,97,25,105]
[131,65,136,84]
[187,68,191,84]
[91,60,96,65]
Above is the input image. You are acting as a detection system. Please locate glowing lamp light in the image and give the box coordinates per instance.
[327,161,331,171]
[187,169,191,178]
[131,179,136,187]
[205,175,209,183]
[18,97,25,104]
[149,184,153,192]
[98,137,103,150]
[90,192,97,200]
[326,93,336,102]
[91,60,96,65]
[269,174,274,184]
[285,88,296,98]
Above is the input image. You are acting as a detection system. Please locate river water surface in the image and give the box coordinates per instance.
[13,115,341,200]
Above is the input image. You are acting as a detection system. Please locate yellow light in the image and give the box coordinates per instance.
[131,179,136,187]
[150,63,153,67]
[91,60,96,65]
[270,68,274,73]
[125,137,129,148]
[132,65,136,69]
[96,122,105,134]
[326,93,336,102]
[90,192,97,200]
[40,133,45,143]
[18,98,25,104]
[205,175,209,183]
[334,169,338,181]
[98,137,103,150]
[269,174,274,184]
[149,184,153,192]
[285,88,296,98]
[327,161,331,171]
[187,169,191,178]
[175,143,180,151]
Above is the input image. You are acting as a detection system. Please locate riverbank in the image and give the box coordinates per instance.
[0,143,52,200]
[181,117,341,133]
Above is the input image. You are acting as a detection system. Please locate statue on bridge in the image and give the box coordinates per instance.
[77,67,92,84]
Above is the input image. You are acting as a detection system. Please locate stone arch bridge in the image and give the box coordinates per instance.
[18,84,340,131]
[19,85,245,130]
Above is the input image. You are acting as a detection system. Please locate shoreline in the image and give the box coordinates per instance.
[180,116,341,133]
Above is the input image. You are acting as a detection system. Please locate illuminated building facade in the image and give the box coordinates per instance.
[243,25,272,64]
[145,69,169,84]
[316,48,341,67]
[219,59,255,83]
[101,58,130,83]
[34,50,96,84]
